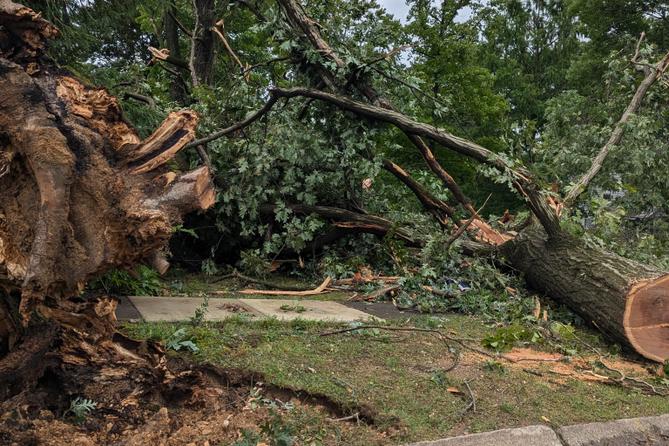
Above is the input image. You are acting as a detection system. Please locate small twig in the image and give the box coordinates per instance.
[331,412,360,423]
[359,45,411,69]
[210,272,236,283]
[371,66,450,109]
[168,9,193,37]
[185,94,280,149]
[210,269,315,291]
[595,358,666,395]
[319,325,476,372]
[460,380,476,416]
[242,56,292,74]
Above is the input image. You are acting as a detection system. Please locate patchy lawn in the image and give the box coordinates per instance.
[123,312,669,445]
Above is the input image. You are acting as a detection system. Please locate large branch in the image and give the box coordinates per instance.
[260,203,418,246]
[271,86,562,236]
[564,43,669,206]
[271,88,508,166]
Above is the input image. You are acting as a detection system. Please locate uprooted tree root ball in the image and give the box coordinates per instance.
[0,0,224,438]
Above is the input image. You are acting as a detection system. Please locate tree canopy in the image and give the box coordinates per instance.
[14,0,668,277]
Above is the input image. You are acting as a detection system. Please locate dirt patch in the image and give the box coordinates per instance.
[0,355,396,446]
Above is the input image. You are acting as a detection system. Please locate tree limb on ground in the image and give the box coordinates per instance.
[238,276,332,296]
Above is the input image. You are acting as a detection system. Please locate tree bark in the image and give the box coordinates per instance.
[503,227,669,362]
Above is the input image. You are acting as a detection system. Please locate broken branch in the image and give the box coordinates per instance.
[148,46,189,69]
[213,19,248,79]
[185,94,280,149]
[239,276,332,296]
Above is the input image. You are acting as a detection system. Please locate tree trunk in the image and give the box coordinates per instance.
[189,0,216,87]
[164,5,190,105]
[0,0,216,416]
[503,227,669,362]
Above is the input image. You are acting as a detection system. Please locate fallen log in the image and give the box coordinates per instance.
[274,0,669,363]
[503,227,669,362]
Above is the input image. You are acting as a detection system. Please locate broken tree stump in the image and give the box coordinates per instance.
[0,0,215,412]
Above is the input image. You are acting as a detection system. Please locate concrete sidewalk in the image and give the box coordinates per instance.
[116,295,381,323]
[405,414,669,446]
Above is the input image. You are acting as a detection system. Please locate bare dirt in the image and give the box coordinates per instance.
[0,355,390,446]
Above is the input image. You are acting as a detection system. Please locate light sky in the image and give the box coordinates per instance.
[376,0,473,24]
[377,0,411,22]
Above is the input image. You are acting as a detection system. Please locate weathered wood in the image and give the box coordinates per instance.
[503,227,669,362]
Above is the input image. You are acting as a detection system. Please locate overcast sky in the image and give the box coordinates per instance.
[376,0,473,24]
[378,0,411,22]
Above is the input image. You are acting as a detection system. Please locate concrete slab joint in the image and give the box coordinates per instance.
[557,414,669,446]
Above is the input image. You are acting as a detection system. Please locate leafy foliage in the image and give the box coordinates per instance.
[91,265,163,296]
[482,324,543,352]
[63,397,97,424]
[166,327,200,353]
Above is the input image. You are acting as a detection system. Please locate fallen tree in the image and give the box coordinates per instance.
[0,0,217,419]
[208,0,668,362]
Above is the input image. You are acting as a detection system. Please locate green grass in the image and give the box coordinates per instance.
[123,314,669,445]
